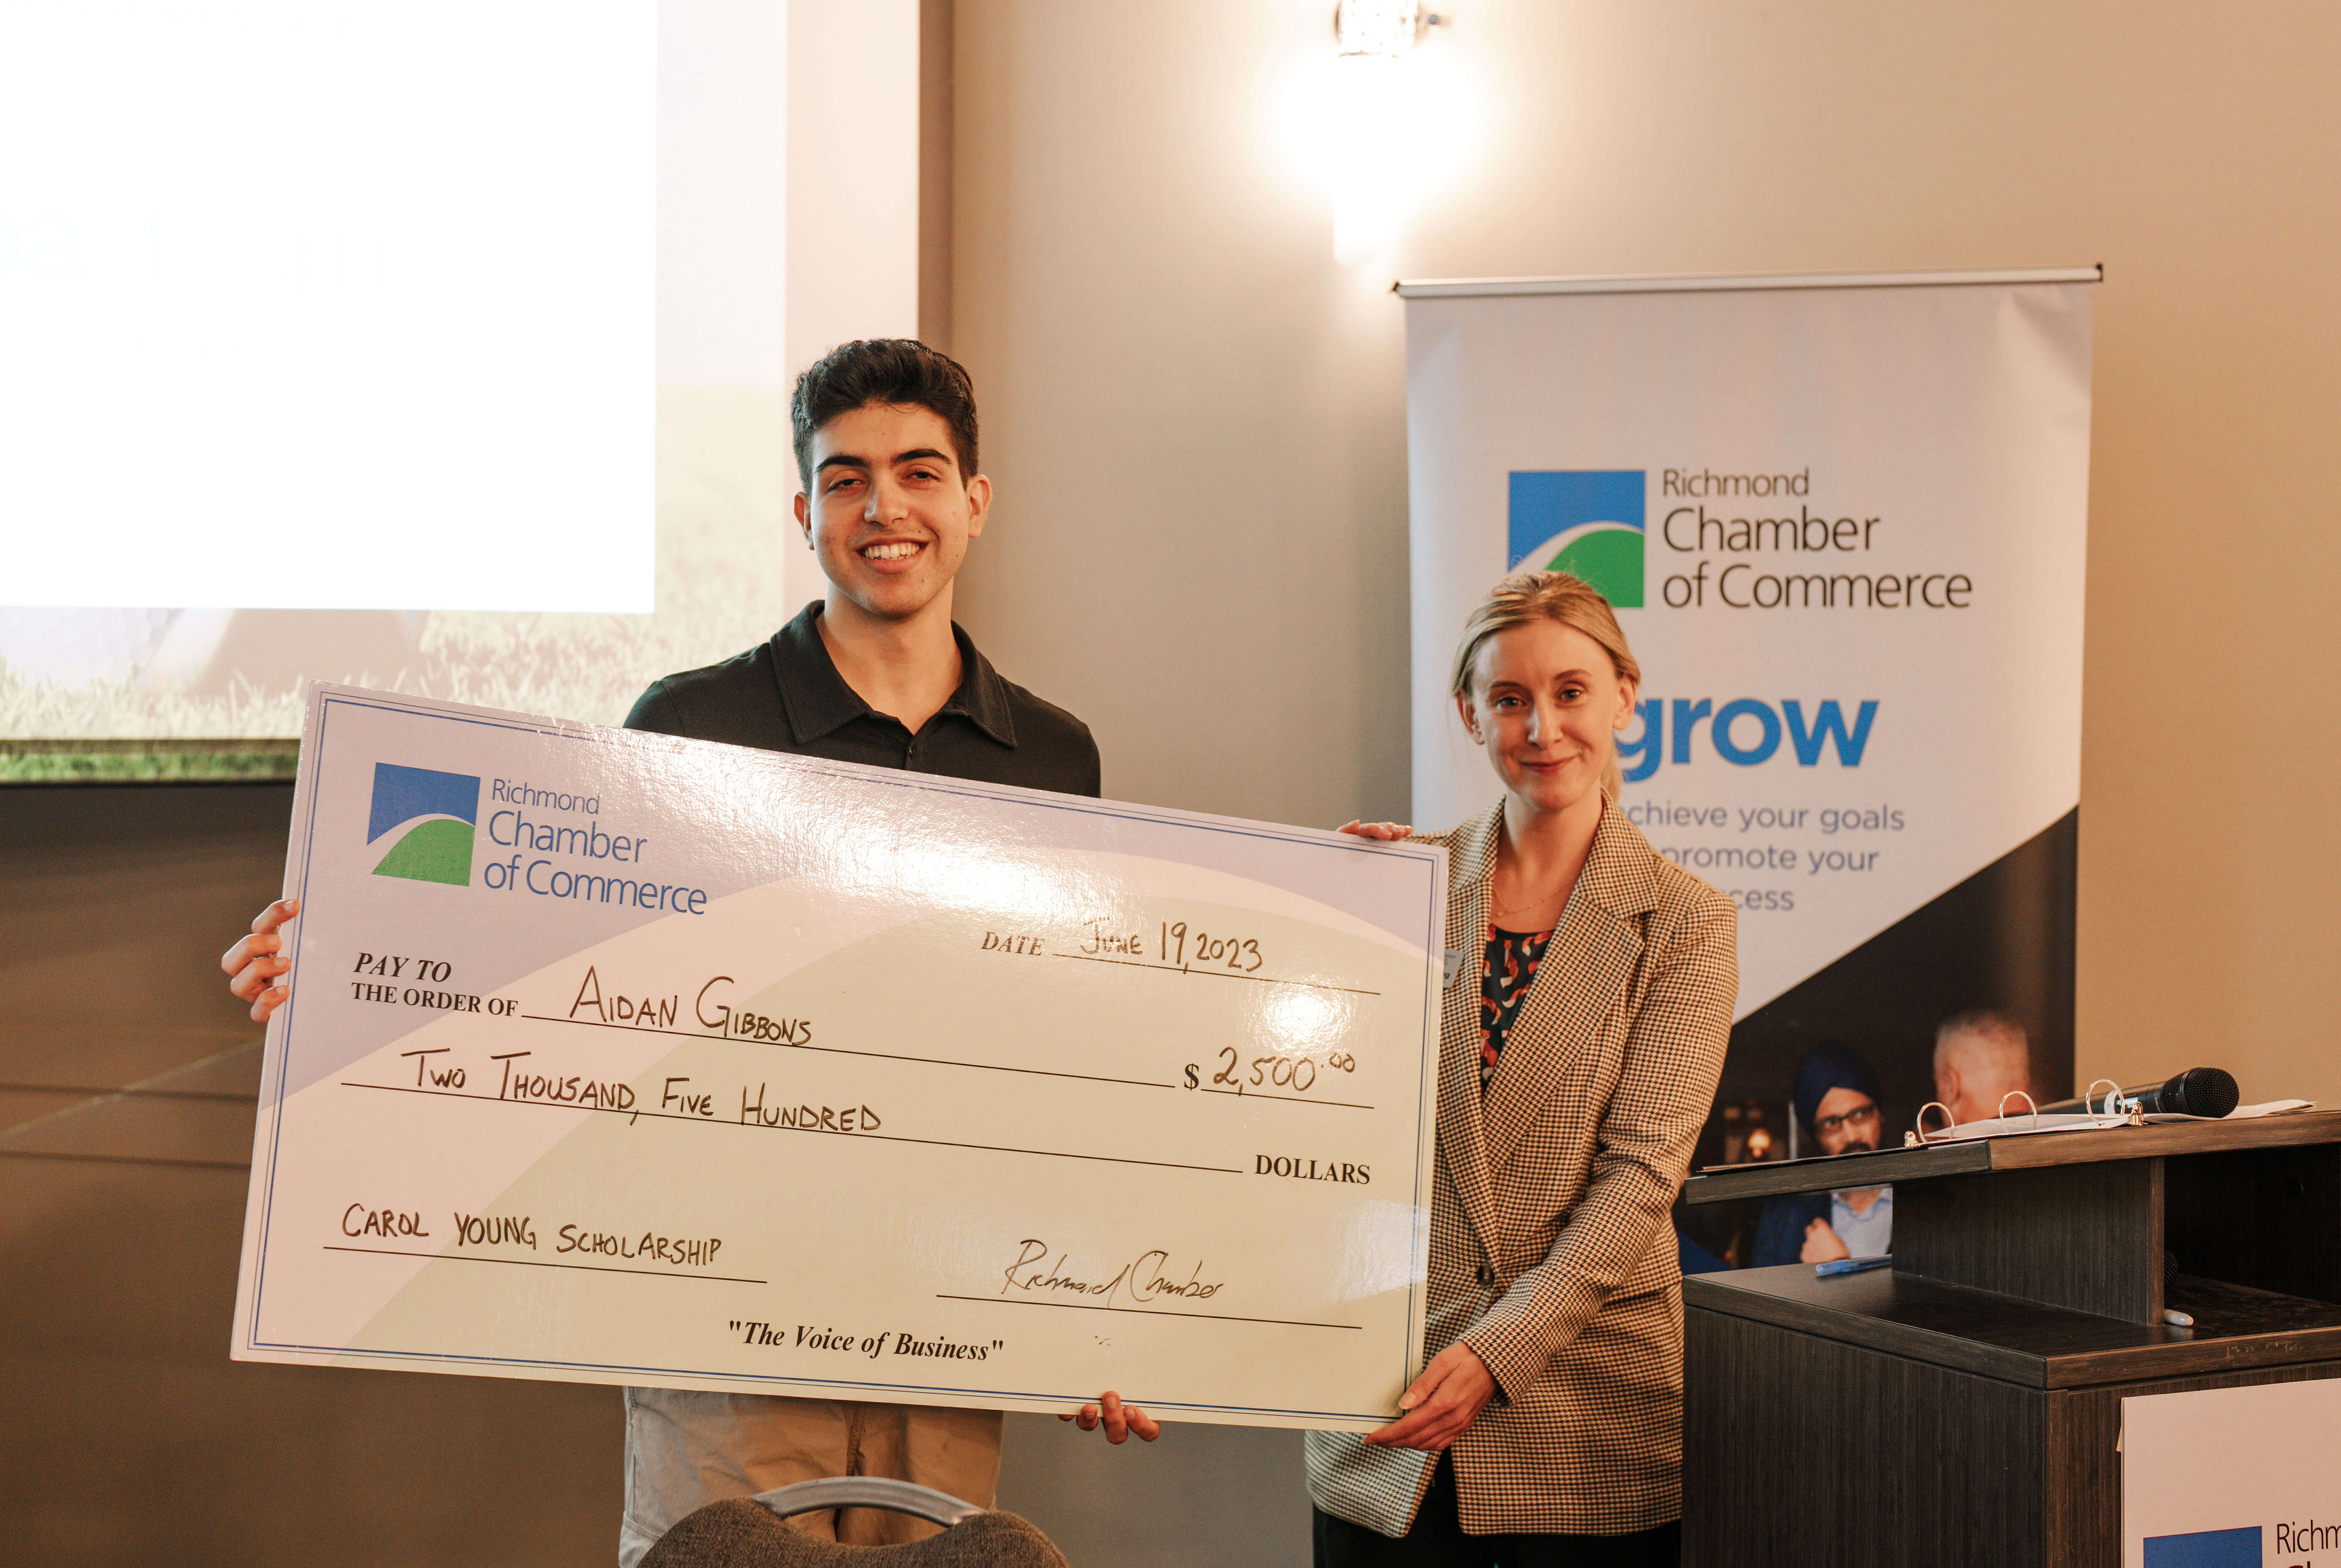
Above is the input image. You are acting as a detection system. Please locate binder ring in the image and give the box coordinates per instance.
[2085,1078,2124,1118]
[1998,1089,2040,1127]
[1913,1101,1955,1144]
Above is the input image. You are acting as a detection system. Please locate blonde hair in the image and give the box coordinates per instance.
[1450,570,1643,801]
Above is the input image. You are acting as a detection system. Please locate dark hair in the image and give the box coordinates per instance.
[790,339,980,493]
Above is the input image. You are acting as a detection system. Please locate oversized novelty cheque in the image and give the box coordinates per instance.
[230,685,1447,1430]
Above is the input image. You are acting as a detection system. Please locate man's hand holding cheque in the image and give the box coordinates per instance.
[221,897,299,1023]
[1062,1392,1161,1446]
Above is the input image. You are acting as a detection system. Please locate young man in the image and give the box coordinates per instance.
[223,340,1154,1561]
[624,339,1098,794]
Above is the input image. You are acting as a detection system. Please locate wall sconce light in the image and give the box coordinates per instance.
[1284,1,1467,265]
[1337,0,1443,59]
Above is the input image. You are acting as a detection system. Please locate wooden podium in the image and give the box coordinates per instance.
[1679,1112,2341,1567]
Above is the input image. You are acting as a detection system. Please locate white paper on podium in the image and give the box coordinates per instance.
[1919,1100,2318,1144]
[230,686,1448,1431]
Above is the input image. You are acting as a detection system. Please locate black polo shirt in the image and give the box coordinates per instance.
[623,602,1101,798]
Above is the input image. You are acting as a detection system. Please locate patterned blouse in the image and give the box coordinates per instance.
[1479,925,1555,1092]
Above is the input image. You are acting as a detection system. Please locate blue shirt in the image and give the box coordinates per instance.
[1830,1186,1893,1258]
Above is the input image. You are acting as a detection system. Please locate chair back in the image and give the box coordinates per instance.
[639,1479,1068,1568]
[749,1478,984,1528]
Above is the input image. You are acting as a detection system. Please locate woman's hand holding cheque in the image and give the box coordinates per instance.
[1365,1341,1499,1452]
[1055,1343,1501,1452]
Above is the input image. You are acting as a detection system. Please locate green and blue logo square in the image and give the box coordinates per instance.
[1508,470,1645,608]
[367,763,480,886]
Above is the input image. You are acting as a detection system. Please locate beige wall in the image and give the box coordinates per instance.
[0,785,625,1565]
[947,0,2341,1108]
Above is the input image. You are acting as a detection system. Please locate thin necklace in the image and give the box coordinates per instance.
[1491,879,1569,919]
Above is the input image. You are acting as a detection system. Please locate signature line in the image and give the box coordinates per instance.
[324,1244,767,1285]
[936,1294,1359,1331]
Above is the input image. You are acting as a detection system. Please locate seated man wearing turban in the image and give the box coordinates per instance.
[1751,1046,1891,1267]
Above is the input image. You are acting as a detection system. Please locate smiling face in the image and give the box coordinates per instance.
[1456,617,1639,819]
[793,401,991,627]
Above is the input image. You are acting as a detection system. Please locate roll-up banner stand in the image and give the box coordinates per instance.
[1399,267,2096,1269]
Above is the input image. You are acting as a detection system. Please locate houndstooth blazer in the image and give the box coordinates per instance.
[1306,797,1736,1538]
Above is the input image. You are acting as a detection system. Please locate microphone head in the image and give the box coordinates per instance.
[2160,1067,2240,1119]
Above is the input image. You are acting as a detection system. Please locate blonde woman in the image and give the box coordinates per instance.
[1313,571,1737,1567]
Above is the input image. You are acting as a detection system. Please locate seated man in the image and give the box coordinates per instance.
[1751,1046,1891,1266]
[1933,1007,2035,1126]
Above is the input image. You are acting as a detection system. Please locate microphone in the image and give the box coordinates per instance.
[2038,1068,2239,1120]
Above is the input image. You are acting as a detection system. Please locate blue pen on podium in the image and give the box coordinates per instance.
[1815,1255,1892,1277]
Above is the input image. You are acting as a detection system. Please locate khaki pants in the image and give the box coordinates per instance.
[618,1388,1004,1565]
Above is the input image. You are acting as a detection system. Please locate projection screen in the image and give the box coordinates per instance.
[0,0,918,765]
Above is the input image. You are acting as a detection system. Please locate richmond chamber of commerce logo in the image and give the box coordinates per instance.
[367,763,481,886]
[1508,470,1644,608]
